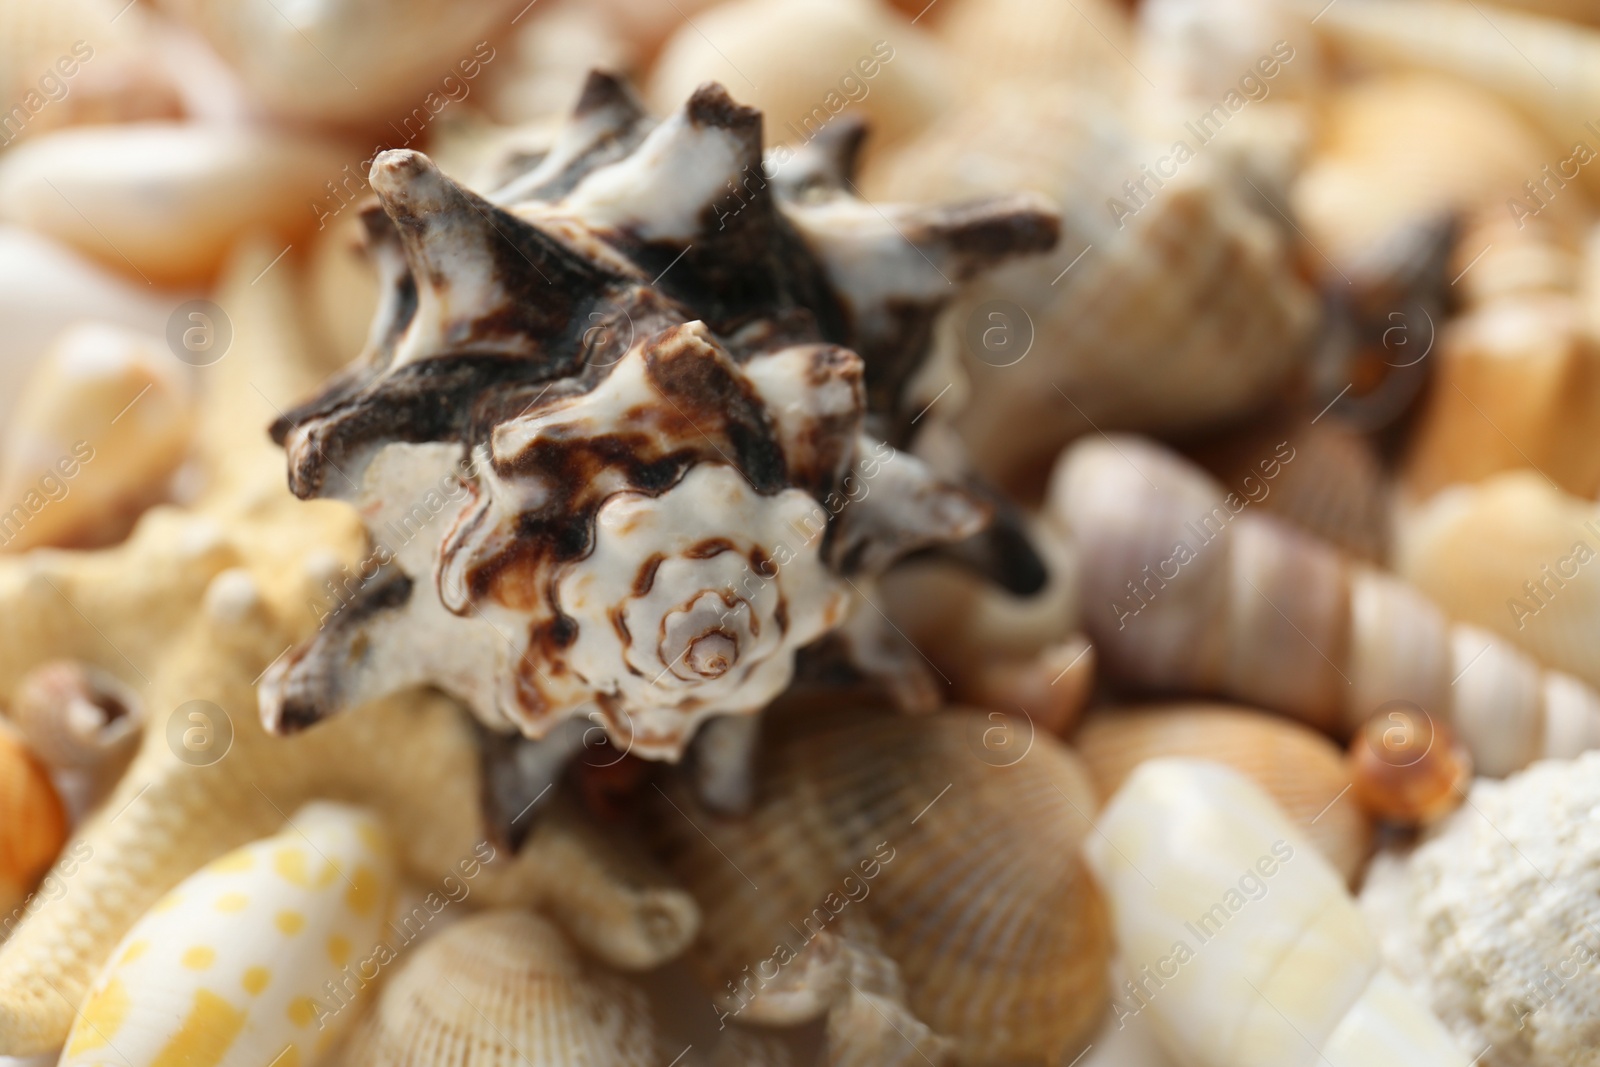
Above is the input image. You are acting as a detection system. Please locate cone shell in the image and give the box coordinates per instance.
[652,710,1110,1065]
[1074,704,1373,884]
[7,659,143,774]
[342,909,666,1067]
[1397,471,1600,689]
[58,803,397,1067]
[0,323,195,552]
[0,727,67,918]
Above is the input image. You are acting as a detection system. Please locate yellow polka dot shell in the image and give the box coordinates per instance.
[61,802,397,1067]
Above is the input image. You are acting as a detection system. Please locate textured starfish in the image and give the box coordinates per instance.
[0,242,699,1057]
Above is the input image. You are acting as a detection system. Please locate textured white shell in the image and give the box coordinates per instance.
[58,803,396,1067]
[1360,752,1600,1066]
[1086,759,1468,1067]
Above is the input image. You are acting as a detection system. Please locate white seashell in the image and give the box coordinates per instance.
[0,323,195,551]
[58,802,397,1067]
[341,908,667,1066]
[0,123,345,286]
[1086,758,1471,1066]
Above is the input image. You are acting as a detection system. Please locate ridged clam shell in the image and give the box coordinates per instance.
[1074,704,1373,884]
[0,726,67,919]
[1397,472,1600,689]
[7,660,143,774]
[651,710,1110,1065]
[59,802,397,1067]
[0,323,195,552]
[342,909,665,1067]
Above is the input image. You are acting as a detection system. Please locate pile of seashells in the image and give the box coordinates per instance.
[2,0,1600,1064]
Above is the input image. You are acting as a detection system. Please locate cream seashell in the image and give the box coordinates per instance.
[1087,759,1471,1067]
[652,710,1109,1065]
[1075,704,1373,884]
[0,323,195,552]
[1359,751,1600,1065]
[7,660,143,775]
[0,123,345,286]
[936,0,1137,98]
[58,802,397,1067]
[648,0,951,155]
[342,909,666,1066]
[1396,472,1600,689]
[0,726,67,922]
[152,0,522,125]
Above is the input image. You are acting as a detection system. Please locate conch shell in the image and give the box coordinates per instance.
[1047,434,1600,776]
[262,74,1059,764]
[1087,758,1471,1066]
[341,908,667,1066]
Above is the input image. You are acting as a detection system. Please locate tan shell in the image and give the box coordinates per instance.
[1074,704,1373,884]
[0,727,67,919]
[0,123,346,286]
[1396,471,1600,690]
[0,322,195,552]
[1347,705,1471,824]
[936,0,1136,99]
[651,709,1109,1065]
[7,660,143,775]
[343,909,666,1067]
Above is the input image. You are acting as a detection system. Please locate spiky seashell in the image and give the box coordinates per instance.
[342,909,666,1067]
[0,323,195,552]
[1088,759,1471,1067]
[0,727,66,920]
[8,660,143,776]
[651,710,1110,1065]
[0,228,169,429]
[1396,472,1600,690]
[1347,705,1471,824]
[1074,704,1372,883]
[1359,751,1600,1065]
[648,0,951,155]
[261,75,1059,762]
[152,0,520,124]
[0,123,345,286]
[1046,434,1600,776]
[865,82,1315,496]
[1399,297,1600,501]
[58,803,395,1067]
[936,0,1136,99]
[482,1,637,126]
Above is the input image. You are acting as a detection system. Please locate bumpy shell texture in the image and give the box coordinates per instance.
[261,73,1059,761]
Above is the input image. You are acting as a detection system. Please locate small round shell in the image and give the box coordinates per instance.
[58,803,397,1067]
[1347,704,1471,825]
[0,727,67,919]
[8,660,143,774]
[342,908,665,1067]
[1075,704,1373,884]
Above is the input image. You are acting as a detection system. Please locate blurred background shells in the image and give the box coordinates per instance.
[651,710,1110,1065]
[0,726,67,920]
[1074,704,1373,883]
[342,908,667,1067]
[7,660,143,780]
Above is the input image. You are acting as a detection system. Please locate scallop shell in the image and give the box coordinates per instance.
[7,660,143,775]
[0,323,195,552]
[0,123,345,286]
[342,908,666,1067]
[58,802,397,1067]
[1359,750,1600,1066]
[650,709,1110,1065]
[1396,472,1600,689]
[0,726,67,921]
[1074,704,1373,883]
[260,74,1058,765]
[1087,759,1470,1067]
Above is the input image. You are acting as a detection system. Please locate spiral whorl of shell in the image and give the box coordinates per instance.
[260,73,1060,764]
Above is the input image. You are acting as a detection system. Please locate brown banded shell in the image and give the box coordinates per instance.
[8,660,143,777]
[0,726,67,918]
[1074,704,1374,884]
[650,709,1109,1065]
[341,909,666,1067]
